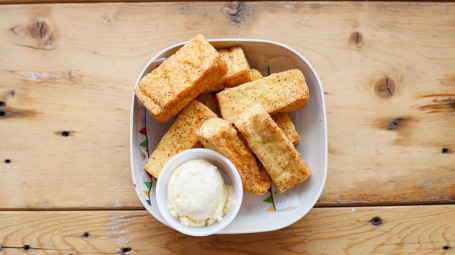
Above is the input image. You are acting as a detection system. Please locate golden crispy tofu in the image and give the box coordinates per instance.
[196,93,220,116]
[250,68,263,80]
[196,118,271,195]
[272,112,300,145]
[204,46,251,93]
[234,105,311,193]
[250,68,300,145]
[144,100,217,178]
[217,69,309,123]
[135,34,227,122]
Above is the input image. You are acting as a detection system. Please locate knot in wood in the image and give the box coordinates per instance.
[350,31,363,46]
[224,1,241,16]
[27,21,50,39]
[223,1,249,25]
[375,76,395,98]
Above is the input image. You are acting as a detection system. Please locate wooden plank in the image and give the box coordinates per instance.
[0,2,454,209]
[0,205,453,254]
[1,0,455,5]
[1,0,450,5]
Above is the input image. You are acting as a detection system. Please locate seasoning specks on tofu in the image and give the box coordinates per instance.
[217,69,309,123]
[135,34,227,122]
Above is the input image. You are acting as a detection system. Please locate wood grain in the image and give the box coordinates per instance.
[0,2,454,209]
[1,0,455,4]
[0,205,453,254]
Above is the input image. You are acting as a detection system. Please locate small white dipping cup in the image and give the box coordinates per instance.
[156,148,243,236]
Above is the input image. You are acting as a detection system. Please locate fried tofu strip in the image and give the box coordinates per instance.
[234,105,311,193]
[204,46,251,93]
[250,70,300,145]
[197,118,271,195]
[250,68,263,80]
[135,34,227,122]
[144,101,217,178]
[196,93,220,116]
[272,113,300,145]
[217,69,309,123]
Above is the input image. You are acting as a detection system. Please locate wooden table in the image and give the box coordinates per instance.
[0,1,454,254]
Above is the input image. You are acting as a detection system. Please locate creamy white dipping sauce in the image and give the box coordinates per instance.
[166,159,234,227]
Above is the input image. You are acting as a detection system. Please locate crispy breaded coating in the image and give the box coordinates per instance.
[217,69,309,123]
[234,105,311,193]
[135,34,227,122]
[249,69,299,144]
[250,68,300,145]
[204,46,251,93]
[272,112,300,145]
[196,118,271,195]
[196,93,220,116]
[144,100,217,178]
[250,68,263,80]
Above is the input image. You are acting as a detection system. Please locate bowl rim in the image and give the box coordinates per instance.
[130,38,328,233]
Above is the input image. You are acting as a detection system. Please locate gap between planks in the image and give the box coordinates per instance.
[1,0,455,5]
[1,202,455,212]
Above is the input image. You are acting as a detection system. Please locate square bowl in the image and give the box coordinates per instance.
[130,38,327,234]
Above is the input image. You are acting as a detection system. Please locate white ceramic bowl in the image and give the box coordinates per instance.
[130,38,327,234]
[155,149,243,236]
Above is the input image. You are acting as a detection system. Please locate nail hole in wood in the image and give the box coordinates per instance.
[61,131,70,137]
[388,118,403,130]
[120,247,132,254]
[369,216,383,226]
[443,245,451,250]
[0,101,5,107]
[23,245,31,251]
[81,232,91,240]
[0,111,5,117]
[5,159,11,164]
[442,148,450,154]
